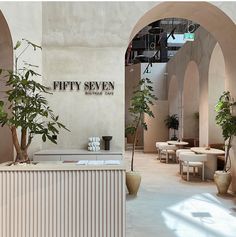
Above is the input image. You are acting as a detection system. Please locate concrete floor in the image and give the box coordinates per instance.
[125,150,236,237]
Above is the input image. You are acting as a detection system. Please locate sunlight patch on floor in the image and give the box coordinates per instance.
[162,193,236,237]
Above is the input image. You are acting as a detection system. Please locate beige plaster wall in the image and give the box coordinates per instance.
[144,101,169,153]
[141,63,168,152]
[141,63,167,100]
[42,47,124,151]
[183,61,199,139]
[208,43,225,144]
[125,64,142,145]
[168,75,180,139]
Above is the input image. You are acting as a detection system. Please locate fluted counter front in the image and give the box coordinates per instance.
[0,161,126,237]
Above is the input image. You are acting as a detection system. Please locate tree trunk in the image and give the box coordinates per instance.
[224,136,232,172]
[21,128,27,150]
[11,127,29,162]
[20,128,29,161]
[11,127,23,162]
[21,149,29,163]
[131,114,142,171]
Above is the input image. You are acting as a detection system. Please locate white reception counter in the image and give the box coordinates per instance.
[0,161,126,237]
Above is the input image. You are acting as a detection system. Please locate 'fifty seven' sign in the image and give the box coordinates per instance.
[53,81,115,95]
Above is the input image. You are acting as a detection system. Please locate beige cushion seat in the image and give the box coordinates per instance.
[159,144,177,163]
[156,142,168,160]
[183,161,203,166]
[176,149,192,157]
[176,149,193,164]
[179,152,207,181]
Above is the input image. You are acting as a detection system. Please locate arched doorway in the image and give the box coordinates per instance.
[127,1,236,191]
[0,10,13,163]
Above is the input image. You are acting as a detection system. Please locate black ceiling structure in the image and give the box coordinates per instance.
[125,18,199,65]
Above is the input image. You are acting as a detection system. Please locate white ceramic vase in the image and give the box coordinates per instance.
[214,170,232,195]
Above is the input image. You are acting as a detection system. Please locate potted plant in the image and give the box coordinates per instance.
[164,114,179,140]
[125,77,157,195]
[0,39,69,163]
[214,91,236,194]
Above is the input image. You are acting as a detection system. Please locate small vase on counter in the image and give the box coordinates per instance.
[88,137,101,151]
[102,136,112,150]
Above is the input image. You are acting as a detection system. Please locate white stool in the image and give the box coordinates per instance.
[156,142,168,160]
[179,152,207,181]
[159,144,177,163]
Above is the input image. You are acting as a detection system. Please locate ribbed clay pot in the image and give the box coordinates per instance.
[126,171,141,195]
[214,171,232,195]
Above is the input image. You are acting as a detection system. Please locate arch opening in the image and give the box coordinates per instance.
[125,1,236,192]
[0,10,13,163]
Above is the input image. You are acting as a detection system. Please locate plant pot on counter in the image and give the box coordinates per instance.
[214,171,232,195]
[126,171,141,195]
[102,136,112,150]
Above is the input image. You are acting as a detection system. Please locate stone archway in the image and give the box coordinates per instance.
[0,10,13,163]
[128,1,236,191]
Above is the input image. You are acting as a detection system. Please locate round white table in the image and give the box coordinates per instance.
[167,141,189,149]
[191,147,225,179]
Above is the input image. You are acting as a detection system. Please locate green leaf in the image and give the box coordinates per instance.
[141,122,148,130]
[25,70,30,80]
[215,91,236,141]
[42,134,46,142]
[125,126,136,135]
[14,41,21,50]
[46,135,57,144]
[164,114,179,129]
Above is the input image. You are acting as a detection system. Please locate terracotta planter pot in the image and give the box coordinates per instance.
[214,171,232,194]
[126,171,141,195]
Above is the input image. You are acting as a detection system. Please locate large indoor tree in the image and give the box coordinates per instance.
[215,91,236,172]
[0,39,69,163]
[126,77,157,171]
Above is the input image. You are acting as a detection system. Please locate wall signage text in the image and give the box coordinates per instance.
[53,81,115,95]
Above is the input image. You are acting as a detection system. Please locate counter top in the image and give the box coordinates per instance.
[0,160,126,171]
[34,149,123,155]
